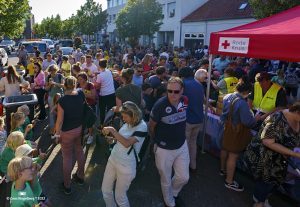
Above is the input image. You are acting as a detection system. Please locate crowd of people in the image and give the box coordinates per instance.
[0,42,299,207]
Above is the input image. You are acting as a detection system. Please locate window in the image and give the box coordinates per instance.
[113,14,116,21]
[239,3,248,10]
[191,34,197,38]
[185,34,190,38]
[108,0,112,8]
[167,2,175,18]
[108,15,112,23]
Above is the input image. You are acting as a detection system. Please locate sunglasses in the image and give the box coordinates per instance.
[167,89,180,94]
[137,70,143,73]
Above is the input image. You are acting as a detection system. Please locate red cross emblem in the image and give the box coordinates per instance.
[221,40,230,49]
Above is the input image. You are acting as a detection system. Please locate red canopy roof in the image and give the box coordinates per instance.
[209,6,300,62]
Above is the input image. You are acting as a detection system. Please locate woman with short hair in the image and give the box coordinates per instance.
[55,76,86,194]
[101,101,147,207]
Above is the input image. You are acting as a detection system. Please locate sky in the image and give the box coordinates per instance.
[29,0,107,23]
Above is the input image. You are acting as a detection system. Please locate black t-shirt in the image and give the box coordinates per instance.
[150,96,188,150]
[59,91,84,131]
[115,84,142,107]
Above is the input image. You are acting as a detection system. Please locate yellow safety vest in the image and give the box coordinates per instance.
[220,77,238,94]
[253,82,281,113]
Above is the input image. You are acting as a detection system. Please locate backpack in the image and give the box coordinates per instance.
[285,69,298,87]
[127,130,149,170]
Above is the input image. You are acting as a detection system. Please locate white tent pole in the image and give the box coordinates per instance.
[201,54,213,153]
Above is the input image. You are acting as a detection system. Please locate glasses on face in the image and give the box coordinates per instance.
[167,89,180,94]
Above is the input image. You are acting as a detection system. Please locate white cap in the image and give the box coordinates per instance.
[15,144,34,157]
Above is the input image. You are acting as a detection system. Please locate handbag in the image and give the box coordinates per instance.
[80,90,97,128]
[222,97,252,153]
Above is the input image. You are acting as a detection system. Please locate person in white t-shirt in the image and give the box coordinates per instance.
[94,59,116,124]
[81,55,98,81]
[101,101,148,207]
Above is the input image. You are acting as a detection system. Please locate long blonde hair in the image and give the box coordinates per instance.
[120,101,143,127]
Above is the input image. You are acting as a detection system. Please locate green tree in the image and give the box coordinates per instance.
[74,0,107,37]
[61,15,76,38]
[38,15,63,39]
[0,0,30,38]
[116,0,163,47]
[249,0,300,19]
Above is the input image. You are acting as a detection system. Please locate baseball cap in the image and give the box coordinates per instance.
[15,144,34,157]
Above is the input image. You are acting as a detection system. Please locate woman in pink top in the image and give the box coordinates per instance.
[33,62,46,120]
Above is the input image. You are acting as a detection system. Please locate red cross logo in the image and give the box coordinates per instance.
[221,40,230,49]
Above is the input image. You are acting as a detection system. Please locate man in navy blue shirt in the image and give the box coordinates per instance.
[179,67,204,173]
[149,77,189,207]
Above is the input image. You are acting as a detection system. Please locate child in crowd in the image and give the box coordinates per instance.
[15,144,46,165]
[0,131,25,175]
[0,131,26,207]
[8,156,50,207]
[141,82,154,122]
[17,105,34,141]
[26,56,36,83]
[10,112,37,148]
[0,117,7,153]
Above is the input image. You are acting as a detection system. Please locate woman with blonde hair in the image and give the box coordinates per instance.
[101,101,147,207]
[141,53,153,77]
[55,76,85,194]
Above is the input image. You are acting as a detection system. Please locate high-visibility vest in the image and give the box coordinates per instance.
[253,82,281,113]
[220,77,238,94]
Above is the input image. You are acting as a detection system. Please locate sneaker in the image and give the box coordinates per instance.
[86,135,93,145]
[219,170,226,176]
[253,196,272,207]
[174,196,185,207]
[225,180,244,192]
[72,173,84,185]
[61,182,71,195]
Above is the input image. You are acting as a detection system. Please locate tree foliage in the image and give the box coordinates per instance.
[74,0,107,35]
[34,15,63,38]
[249,0,300,19]
[0,0,30,38]
[116,0,163,47]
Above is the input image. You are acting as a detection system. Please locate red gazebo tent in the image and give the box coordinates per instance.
[209,5,300,62]
[201,6,300,152]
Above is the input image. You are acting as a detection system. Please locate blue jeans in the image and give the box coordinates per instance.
[253,180,275,202]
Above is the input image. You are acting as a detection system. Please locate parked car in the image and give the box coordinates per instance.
[42,39,55,50]
[0,48,8,67]
[0,40,15,55]
[56,39,73,48]
[20,41,48,56]
[60,47,74,55]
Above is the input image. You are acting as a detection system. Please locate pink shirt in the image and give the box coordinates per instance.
[34,71,45,88]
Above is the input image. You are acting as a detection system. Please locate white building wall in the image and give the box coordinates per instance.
[181,18,255,47]
[156,0,207,47]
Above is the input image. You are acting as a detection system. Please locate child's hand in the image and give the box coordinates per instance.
[25,124,33,133]
[38,149,46,160]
